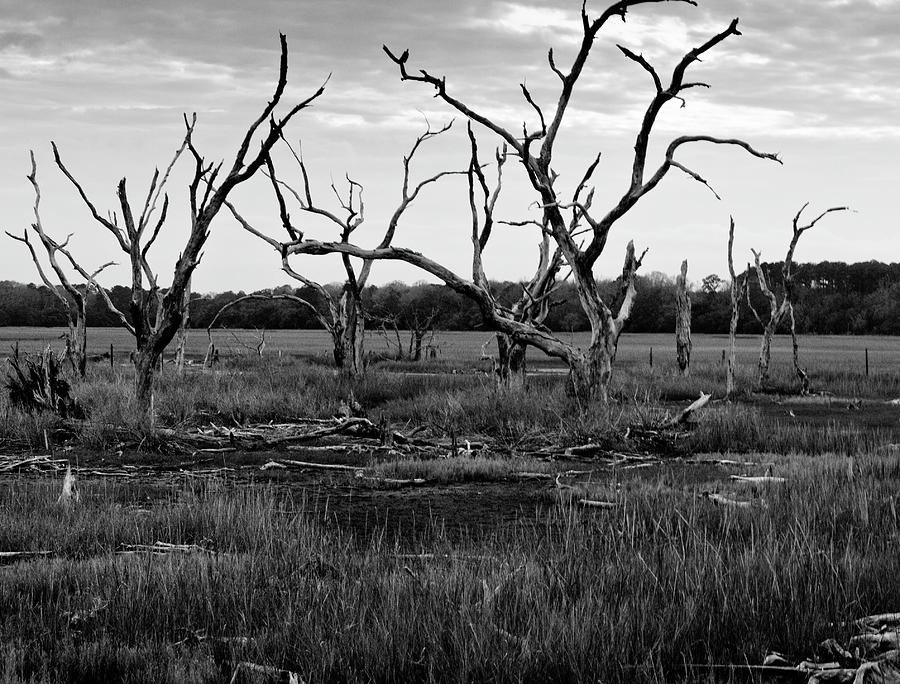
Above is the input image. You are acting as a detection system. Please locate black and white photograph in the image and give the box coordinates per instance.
[0,0,899,681]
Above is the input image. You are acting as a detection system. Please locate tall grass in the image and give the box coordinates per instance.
[1,352,896,454]
[688,404,896,455]
[0,453,899,682]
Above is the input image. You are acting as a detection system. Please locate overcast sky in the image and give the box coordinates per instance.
[1,0,897,293]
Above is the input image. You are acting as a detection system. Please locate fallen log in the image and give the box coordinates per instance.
[850,632,900,656]
[701,492,755,508]
[730,475,786,485]
[272,460,363,473]
[0,455,57,472]
[356,474,427,487]
[850,614,900,633]
[513,472,554,480]
[578,499,618,509]
[117,542,214,555]
[0,550,52,564]
[666,392,711,427]
[564,443,608,457]
[228,661,303,684]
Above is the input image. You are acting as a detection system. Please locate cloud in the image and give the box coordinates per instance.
[0,30,42,52]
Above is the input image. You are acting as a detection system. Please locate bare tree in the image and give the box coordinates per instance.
[6,152,115,377]
[726,217,749,400]
[372,306,440,362]
[228,121,461,377]
[173,277,192,373]
[674,259,691,376]
[205,290,333,359]
[51,35,325,409]
[468,128,571,391]
[748,203,848,391]
[279,2,780,401]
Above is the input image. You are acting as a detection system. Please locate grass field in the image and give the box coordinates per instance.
[0,327,899,682]
[3,326,898,374]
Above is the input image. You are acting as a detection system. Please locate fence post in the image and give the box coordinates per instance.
[649,347,653,368]
[865,347,869,377]
[110,344,114,369]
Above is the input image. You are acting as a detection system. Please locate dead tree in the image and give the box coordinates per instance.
[748,203,848,391]
[726,217,749,400]
[6,153,114,377]
[407,309,439,361]
[228,121,461,377]
[205,291,336,361]
[469,127,569,391]
[281,2,780,401]
[173,277,191,373]
[51,35,325,409]
[674,259,691,376]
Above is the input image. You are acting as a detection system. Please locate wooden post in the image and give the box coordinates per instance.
[649,347,653,368]
[110,344,114,369]
[865,348,869,377]
[721,349,726,365]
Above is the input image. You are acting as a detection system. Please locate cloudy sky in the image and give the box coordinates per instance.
[1,0,897,293]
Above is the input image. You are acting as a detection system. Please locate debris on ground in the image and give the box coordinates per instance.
[702,613,900,683]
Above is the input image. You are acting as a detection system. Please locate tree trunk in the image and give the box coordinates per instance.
[757,322,776,387]
[726,291,740,400]
[788,304,809,394]
[174,278,191,374]
[495,333,528,391]
[133,349,159,412]
[675,259,691,377]
[335,291,365,377]
[351,309,365,375]
[67,310,88,378]
[725,221,746,401]
[330,325,346,369]
[567,343,612,404]
[411,332,424,362]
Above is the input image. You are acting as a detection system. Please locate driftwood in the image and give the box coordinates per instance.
[702,491,755,508]
[0,550,52,564]
[117,541,214,555]
[730,475,786,485]
[264,459,362,473]
[514,471,554,480]
[851,614,900,633]
[666,392,711,427]
[743,617,900,684]
[153,416,442,453]
[851,634,900,657]
[0,454,67,472]
[578,499,618,509]
[229,661,303,684]
[356,474,427,487]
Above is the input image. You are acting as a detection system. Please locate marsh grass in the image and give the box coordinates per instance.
[1,351,896,455]
[688,405,896,455]
[369,454,555,483]
[0,453,898,682]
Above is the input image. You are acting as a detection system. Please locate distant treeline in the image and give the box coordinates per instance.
[1,260,899,335]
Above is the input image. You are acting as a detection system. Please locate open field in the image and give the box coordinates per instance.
[3,326,899,374]
[0,331,899,682]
